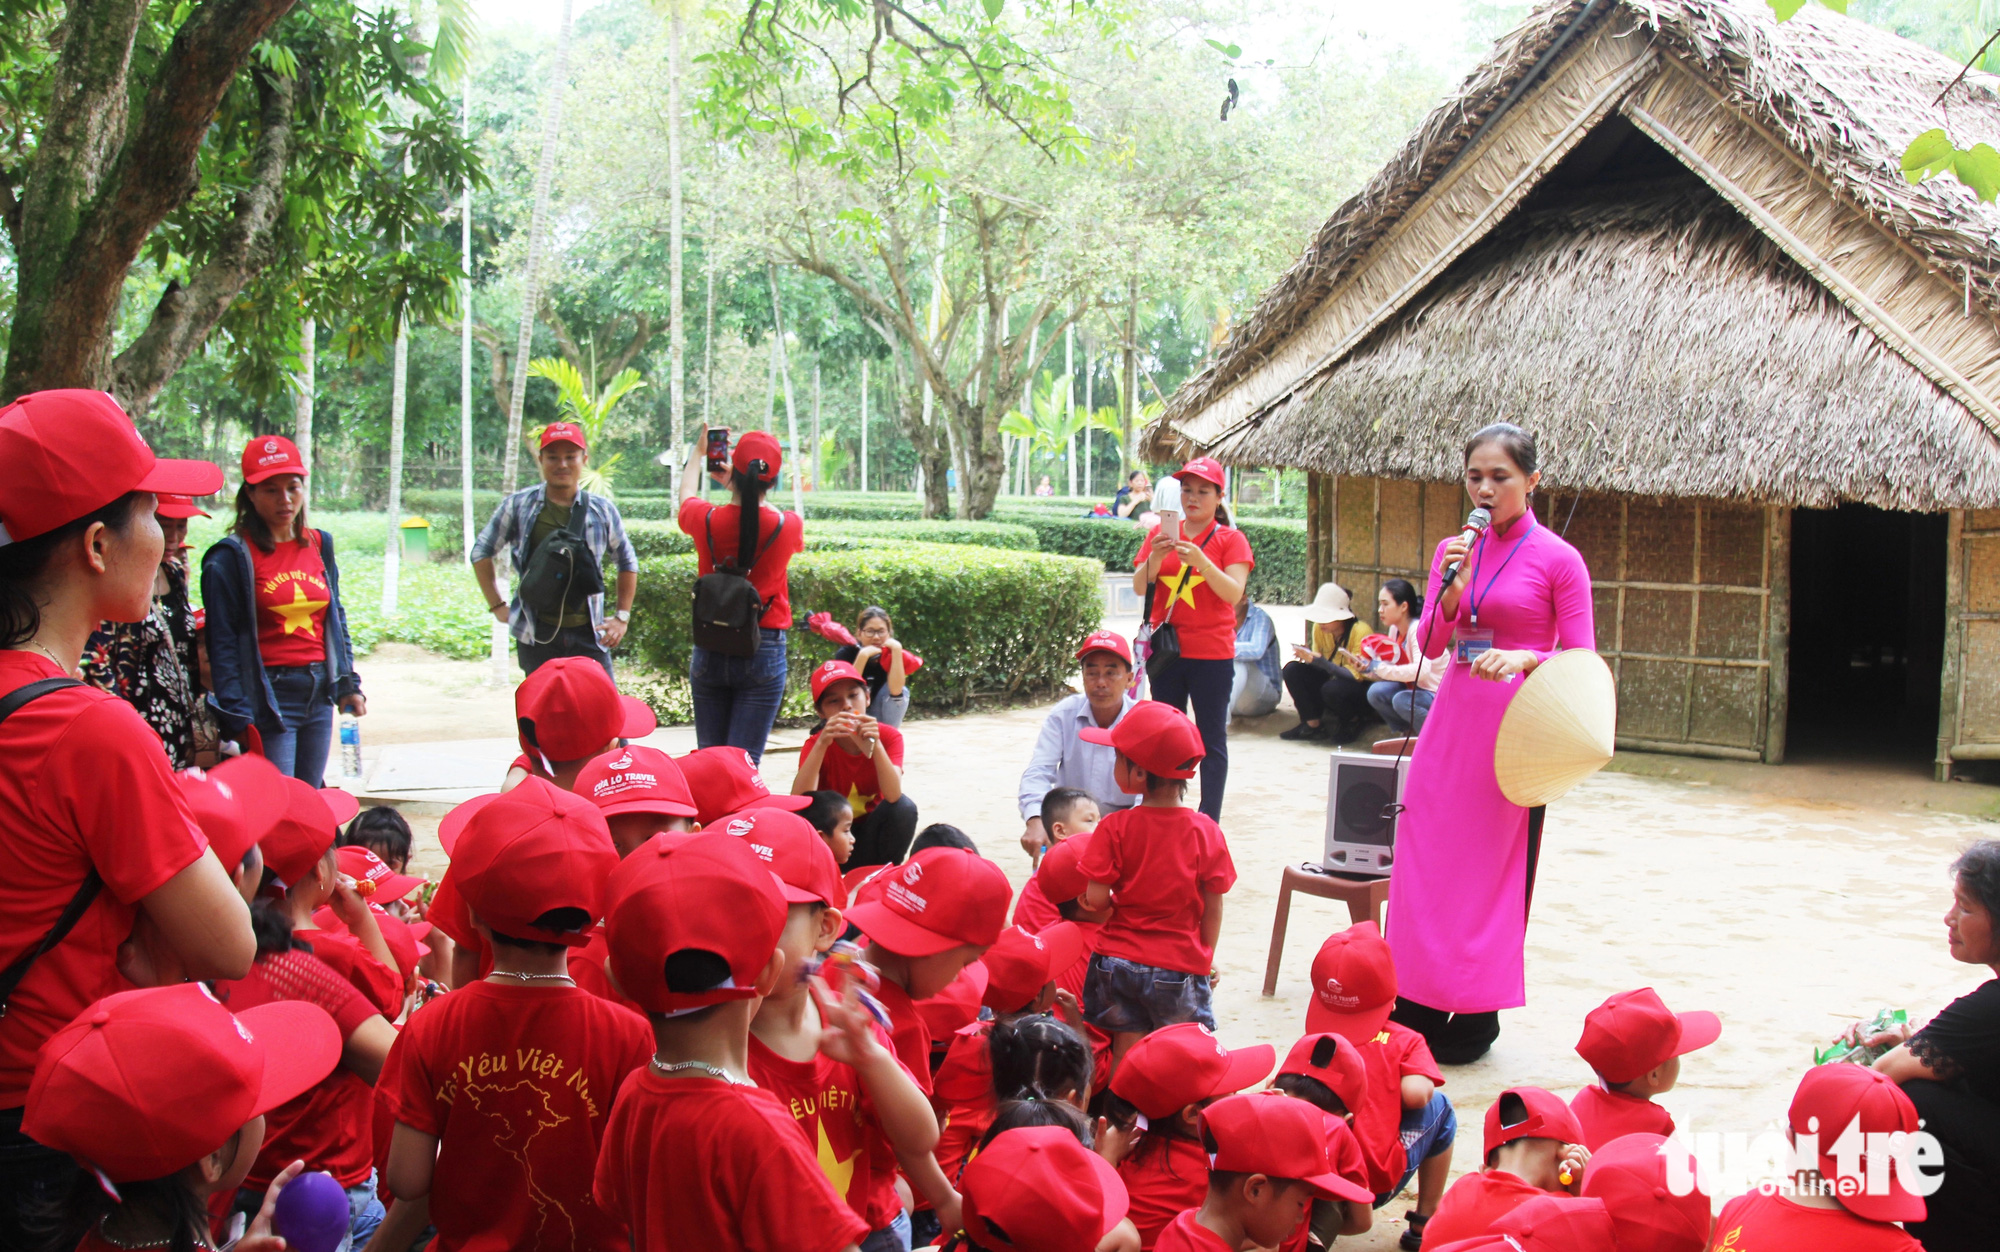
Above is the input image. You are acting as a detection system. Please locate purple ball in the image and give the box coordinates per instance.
[272,1170,349,1252]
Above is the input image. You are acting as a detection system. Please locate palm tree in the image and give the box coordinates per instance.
[1002,373,1124,487]
[526,357,645,495]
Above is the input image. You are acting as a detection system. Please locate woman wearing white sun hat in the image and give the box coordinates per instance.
[1280,582,1376,743]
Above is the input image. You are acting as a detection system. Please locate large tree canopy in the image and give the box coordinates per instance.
[0,0,481,411]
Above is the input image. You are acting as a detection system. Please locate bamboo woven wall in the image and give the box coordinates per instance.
[1943,509,2000,768]
[1307,473,1783,761]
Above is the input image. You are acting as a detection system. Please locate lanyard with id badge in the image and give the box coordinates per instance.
[1456,519,1533,667]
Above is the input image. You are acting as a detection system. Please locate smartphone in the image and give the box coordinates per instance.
[1156,510,1183,543]
[704,426,730,479]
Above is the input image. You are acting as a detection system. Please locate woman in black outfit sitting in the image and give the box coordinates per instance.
[1279,582,1374,743]
[1874,839,2000,1251]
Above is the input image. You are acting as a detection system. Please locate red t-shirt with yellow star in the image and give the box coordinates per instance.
[748,1026,908,1232]
[253,534,331,666]
[1134,521,1255,660]
[800,723,904,816]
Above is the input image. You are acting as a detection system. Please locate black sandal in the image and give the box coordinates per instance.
[1400,1211,1430,1251]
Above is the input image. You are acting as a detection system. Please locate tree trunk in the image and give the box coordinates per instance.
[294,316,315,501]
[666,0,687,454]
[1121,272,1138,473]
[460,77,476,555]
[767,262,805,518]
[383,311,409,613]
[502,0,574,498]
[3,0,300,403]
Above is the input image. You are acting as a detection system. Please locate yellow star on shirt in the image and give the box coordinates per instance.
[1160,564,1206,609]
[816,1119,858,1198]
[272,584,328,637]
[846,782,875,817]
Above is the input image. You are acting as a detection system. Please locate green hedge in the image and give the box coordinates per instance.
[628,544,1103,712]
[625,518,1039,561]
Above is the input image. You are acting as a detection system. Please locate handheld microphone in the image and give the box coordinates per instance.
[1439,507,1492,587]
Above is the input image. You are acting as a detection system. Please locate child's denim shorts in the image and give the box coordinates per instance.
[1372,1089,1457,1206]
[1082,953,1215,1034]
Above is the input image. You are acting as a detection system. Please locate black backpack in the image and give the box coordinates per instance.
[692,510,782,657]
[518,493,606,642]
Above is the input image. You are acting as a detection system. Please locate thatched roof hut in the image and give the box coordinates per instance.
[1154,0,2000,773]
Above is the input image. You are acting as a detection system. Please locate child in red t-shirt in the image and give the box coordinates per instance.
[1300,921,1456,1248]
[1103,1024,1275,1250]
[1709,1065,1926,1252]
[1075,702,1236,1064]
[792,661,914,868]
[1012,787,1102,933]
[957,1125,1134,1252]
[742,809,951,1244]
[566,745,701,1008]
[802,789,857,866]
[1269,1034,1380,1249]
[380,780,652,1252]
[1569,987,1720,1151]
[1420,1088,1589,1247]
[1154,1093,1371,1252]
[23,985,339,1252]
[593,832,867,1252]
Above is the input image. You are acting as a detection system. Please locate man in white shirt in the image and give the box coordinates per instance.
[1017,630,1139,862]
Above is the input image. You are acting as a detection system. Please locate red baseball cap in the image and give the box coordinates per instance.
[960,1126,1129,1252]
[1431,1196,1615,1252]
[1484,1087,1586,1159]
[1579,1132,1711,1252]
[201,754,292,869]
[1576,988,1721,1085]
[1110,1023,1275,1121]
[1277,1032,1371,1119]
[262,778,349,887]
[846,848,1013,958]
[448,778,618,947]
[539,421,588,451]
[712,807,843,907]
[1304,921,1397,1041]
[153,494,211,519]
[515,657,658,766]
[1174,457,1226,489]
[0,391,224,545]
[918,963,991,1040]
[21,984,340,1183]
[335,845,426,904]
[1035,833,1094,905]
[810,659,867,705]
[319,787,360,826]
[604,831,787,1014]
[1201,1092,1372,1202]
[675,746,812,826]
[175,769,253,874]
[731,430,783,484]
[241,434,308,485]
[1075,630,1133,667]
[1078,700,1204,780]
[980,922,1087,1013]
[1788,1063,1925,1223]
[577,746,699,820]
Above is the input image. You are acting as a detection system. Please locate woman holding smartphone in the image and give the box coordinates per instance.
[1130,457,1254,820]
[1279,583,1376,743]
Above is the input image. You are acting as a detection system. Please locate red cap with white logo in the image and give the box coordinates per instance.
[539,421,588,451]
[1074,630,1133,667]
[576,746,698,819]
[810,659,867,705]
[241,434,308,485]
[1304,920,1397,1040]
[675,746,811,826]
[713,807,843,907]
[0,391,223,545]
[1109,1023,1275,1122]
[335,845,426,904]
[845,847,1012,958]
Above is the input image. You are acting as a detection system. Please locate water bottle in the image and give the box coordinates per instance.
[339,716,362,780]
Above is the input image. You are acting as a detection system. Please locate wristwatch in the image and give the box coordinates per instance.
[615,609,632,622]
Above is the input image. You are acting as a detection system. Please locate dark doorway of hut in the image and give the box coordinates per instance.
[1787,505,1946,766]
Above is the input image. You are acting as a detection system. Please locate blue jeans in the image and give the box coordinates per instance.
[1082,953,1215,1034]
[690,628,788,764]
[1367,681,1434,735]
[860,1209,913,1252]
[1148,656,1233,820]
[1373,1091,1457,1207]
[263,663,334,787]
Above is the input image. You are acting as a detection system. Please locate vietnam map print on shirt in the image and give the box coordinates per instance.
[437,1044,608,1248]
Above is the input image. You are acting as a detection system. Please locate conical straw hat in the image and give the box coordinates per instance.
[1494,649,1617,807]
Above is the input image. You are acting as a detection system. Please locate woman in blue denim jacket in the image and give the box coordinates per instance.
[200,437,363,786]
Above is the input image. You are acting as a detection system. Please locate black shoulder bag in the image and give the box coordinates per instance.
[0,676,102,1018]
[691,510,784,658]
[518,493,607,644]
[1137,526,1219,681]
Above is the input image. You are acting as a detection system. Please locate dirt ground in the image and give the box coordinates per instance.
[365,646,1994,1249]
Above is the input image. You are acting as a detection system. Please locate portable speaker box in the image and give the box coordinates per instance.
[1323,749,1407,877]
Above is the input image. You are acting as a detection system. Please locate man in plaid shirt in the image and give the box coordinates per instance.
[471,423,639,678]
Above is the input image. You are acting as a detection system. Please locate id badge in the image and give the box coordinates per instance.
[1455,626,1496,665]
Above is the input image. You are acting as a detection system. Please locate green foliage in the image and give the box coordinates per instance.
[525,357,644,493]
[823,520,1040,550]
[627,544,1104,708]
[1903,126,2000,201]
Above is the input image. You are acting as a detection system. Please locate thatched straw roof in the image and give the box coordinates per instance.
[1211,177,2000,510]
[1155,0,2000,506]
